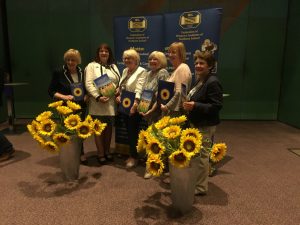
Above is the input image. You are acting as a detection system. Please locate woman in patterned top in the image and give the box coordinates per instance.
[133,51,169,179]
[136,51,169,125]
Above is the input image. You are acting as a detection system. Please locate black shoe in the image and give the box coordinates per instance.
[195,191,207,196]
[80,159,88,165]
[0,148,15,162]
[80,155,88,165]
[105,154,114,161]
[209,166,217,177]
[97,156,107,165]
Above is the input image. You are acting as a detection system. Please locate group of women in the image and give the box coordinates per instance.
[48,41,223,196]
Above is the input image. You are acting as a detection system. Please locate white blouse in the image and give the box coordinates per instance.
[119,66,146,99]
[166,63,192,111]
[85,62,120,116]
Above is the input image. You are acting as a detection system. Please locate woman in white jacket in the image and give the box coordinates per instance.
[117,49,146,168]
[85,43,120,164]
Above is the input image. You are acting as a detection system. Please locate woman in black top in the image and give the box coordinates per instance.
[183,50,223,195]
[48,49,88,164]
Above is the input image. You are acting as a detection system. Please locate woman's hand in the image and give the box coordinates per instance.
[84,95,89,102]
[140,109,152,118]
[160,104,169,112]
[115,87,120,96]
[99,96,110,103]
[116,95,121,104]
[183,101,195,111]
[63,95,74,101]
[130,102,138,115]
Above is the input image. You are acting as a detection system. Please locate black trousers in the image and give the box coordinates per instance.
[124,113,142,159]
[0,133,13,154]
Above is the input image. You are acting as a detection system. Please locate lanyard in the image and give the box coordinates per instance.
[63,66,82,84]
[187,78,203,101]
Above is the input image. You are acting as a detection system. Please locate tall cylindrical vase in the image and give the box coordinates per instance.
[59,136,81,181]
[169,156,200,214]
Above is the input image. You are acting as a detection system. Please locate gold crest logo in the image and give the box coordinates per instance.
[128,17,147,32]
[179,11,201,29]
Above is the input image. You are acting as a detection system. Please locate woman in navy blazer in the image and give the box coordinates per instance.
[183,50,223,195]
[48,49,88,164]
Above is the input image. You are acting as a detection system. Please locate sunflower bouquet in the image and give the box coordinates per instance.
[27,100,107,153]
[208,142,227,176]
[137,115,227,177]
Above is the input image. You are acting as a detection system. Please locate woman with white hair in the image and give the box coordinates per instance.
[135,51,169,178]
[48,48,88,164]
[117,49,146,168]
[137,51,169,124]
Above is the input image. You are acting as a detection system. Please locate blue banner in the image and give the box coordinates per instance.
[114,15,164,72]
[113,9,222,154]
[164,8,222,74]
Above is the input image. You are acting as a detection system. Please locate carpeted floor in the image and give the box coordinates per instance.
[0,121,299,225]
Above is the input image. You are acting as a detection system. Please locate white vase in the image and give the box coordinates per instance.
[59,136,81,181]
[169,156,200,214]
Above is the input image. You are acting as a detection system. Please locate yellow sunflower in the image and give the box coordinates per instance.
[33,134,45,145]
[169,150,191,168]
[210,143,227,163]
[38,119,56,136]
[53,133,70,145]
[48,100,63,108]
[27,120,40,136]
[146,137,165,156]
[85,114,93,123]
[92,119,107,135]
[35,111,52,122]
[56,106,73,115]
[181,128,202,141]
[180,136,201,157]
[154,116,170,130]
[66,101,81,111]
[146,124,153,134]
[76,122,93,139]
[64,114,81,130]
[169,115,187,125]
[162,125,181,139]
[146,155,165,176]
[43,141,59,153]
[137,130,149,152]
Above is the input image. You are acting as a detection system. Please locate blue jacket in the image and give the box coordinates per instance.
[188,74,223,127]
